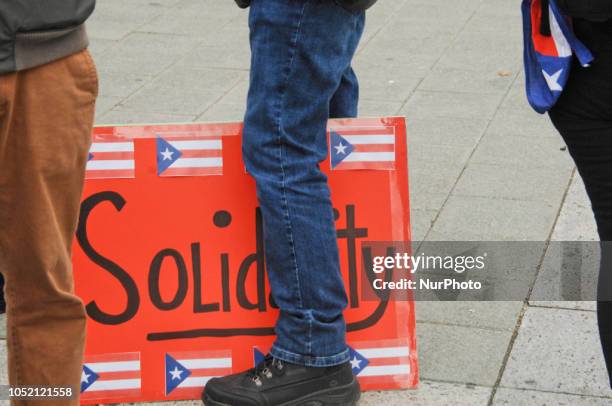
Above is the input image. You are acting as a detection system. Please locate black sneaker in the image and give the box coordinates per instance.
[202,354,360,406]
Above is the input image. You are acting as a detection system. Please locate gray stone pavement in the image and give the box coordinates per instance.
[1,0,612,405]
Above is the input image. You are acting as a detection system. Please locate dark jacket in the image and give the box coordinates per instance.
[235,0,378,12]
[557,0,612,21]
[0,0,96,75]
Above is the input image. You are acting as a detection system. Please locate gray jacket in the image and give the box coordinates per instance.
[0,0,96,75]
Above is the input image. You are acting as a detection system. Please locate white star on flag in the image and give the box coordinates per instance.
[350,356,362,370]
[543,69,563,91]
[81,371,90,383]
[334,142,348,155]
[161,147,174,161]
[169,366,183,380]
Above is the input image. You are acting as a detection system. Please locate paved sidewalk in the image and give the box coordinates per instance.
[2,0,612,404]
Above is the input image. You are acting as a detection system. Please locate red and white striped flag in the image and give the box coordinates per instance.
[329,126,396,170]
[86,140,135,179]
[165,350,232,398]
[349,340,411,385]
[80,352,141,400]
[156,135,223,177]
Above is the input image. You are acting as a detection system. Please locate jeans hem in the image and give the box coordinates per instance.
[270,344,350,367]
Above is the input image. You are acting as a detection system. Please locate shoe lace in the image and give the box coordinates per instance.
[248,355,283,387]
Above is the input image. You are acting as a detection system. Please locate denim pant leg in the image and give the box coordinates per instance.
[330,14,364,119]
[330,67,360,119]
[243,0,365,367]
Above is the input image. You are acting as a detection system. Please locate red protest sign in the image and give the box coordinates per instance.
[73,117,417,403]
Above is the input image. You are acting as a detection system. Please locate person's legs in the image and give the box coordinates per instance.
[548,113,612,386]
[0,49,97,404]
[548,18,612,386]
[329,14,364,120]
[330,66,360,119]
[203,1,365,404]
[549,45,612,386]
[243,0,365,367]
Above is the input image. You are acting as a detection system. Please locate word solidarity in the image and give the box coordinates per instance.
[78,192,375,326]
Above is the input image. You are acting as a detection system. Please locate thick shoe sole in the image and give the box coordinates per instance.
[203,378,361,406]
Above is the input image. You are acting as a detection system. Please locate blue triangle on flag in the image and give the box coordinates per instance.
[157,137,182,175]
[348,347,369,376]
[165,354,191,395]
[253,347,266,367]
[80,364,99,393]
[88,152,94,161]
[330,130,355,169]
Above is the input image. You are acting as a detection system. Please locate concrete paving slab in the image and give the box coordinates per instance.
[409,192,448,213]
[415,302,523,332]
[493,387,612,405]
[408,141,473,200]
[401,91,504,121]
[361,380,492,406]
[486,109,560,139]
[98,33,200,77]
[358,99,404,117]
[500,307,612,397]
[197,103,245,123]
[178,46,250,71]
[148,65,245,95]
[95,95,124,118]
[367,29,456,59]
[118,85,220,116]
[98,110,197,125]
[87,0,180,40]
[183,22,249,49]
[476,0,522,17]
[551,175,598,242]
[355,69,423,103]
[408,143,473,169]
[410,164,463,197]
[88,38,119,60]
[530,301,597,313]
[469,132,574,170]
[354,49,440,81]
[393,1,479,26]
[97,69,152,99]
[435,28,522,73]
[464,1,522,33]
[405,117,489,148]
[453,163,573,204]
[136,12,234,38]
[372,17,459,41]
[419,67,515,95]
[213,80,249,106]
[410,209,438,242]
[0,340,6,384]
[530,174,599,311]
[428,196,558,241]
[499,81,537,115]
[531,240,600,305]
[416,322,513,386]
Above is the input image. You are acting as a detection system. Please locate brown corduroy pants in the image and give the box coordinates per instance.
[0,49,97,405]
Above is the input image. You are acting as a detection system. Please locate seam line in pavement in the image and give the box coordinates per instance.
[486,168,578,406]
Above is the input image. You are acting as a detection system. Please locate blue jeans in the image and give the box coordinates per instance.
[242,0,365,367]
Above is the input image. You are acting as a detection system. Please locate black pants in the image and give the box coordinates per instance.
[549,18,612,387]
